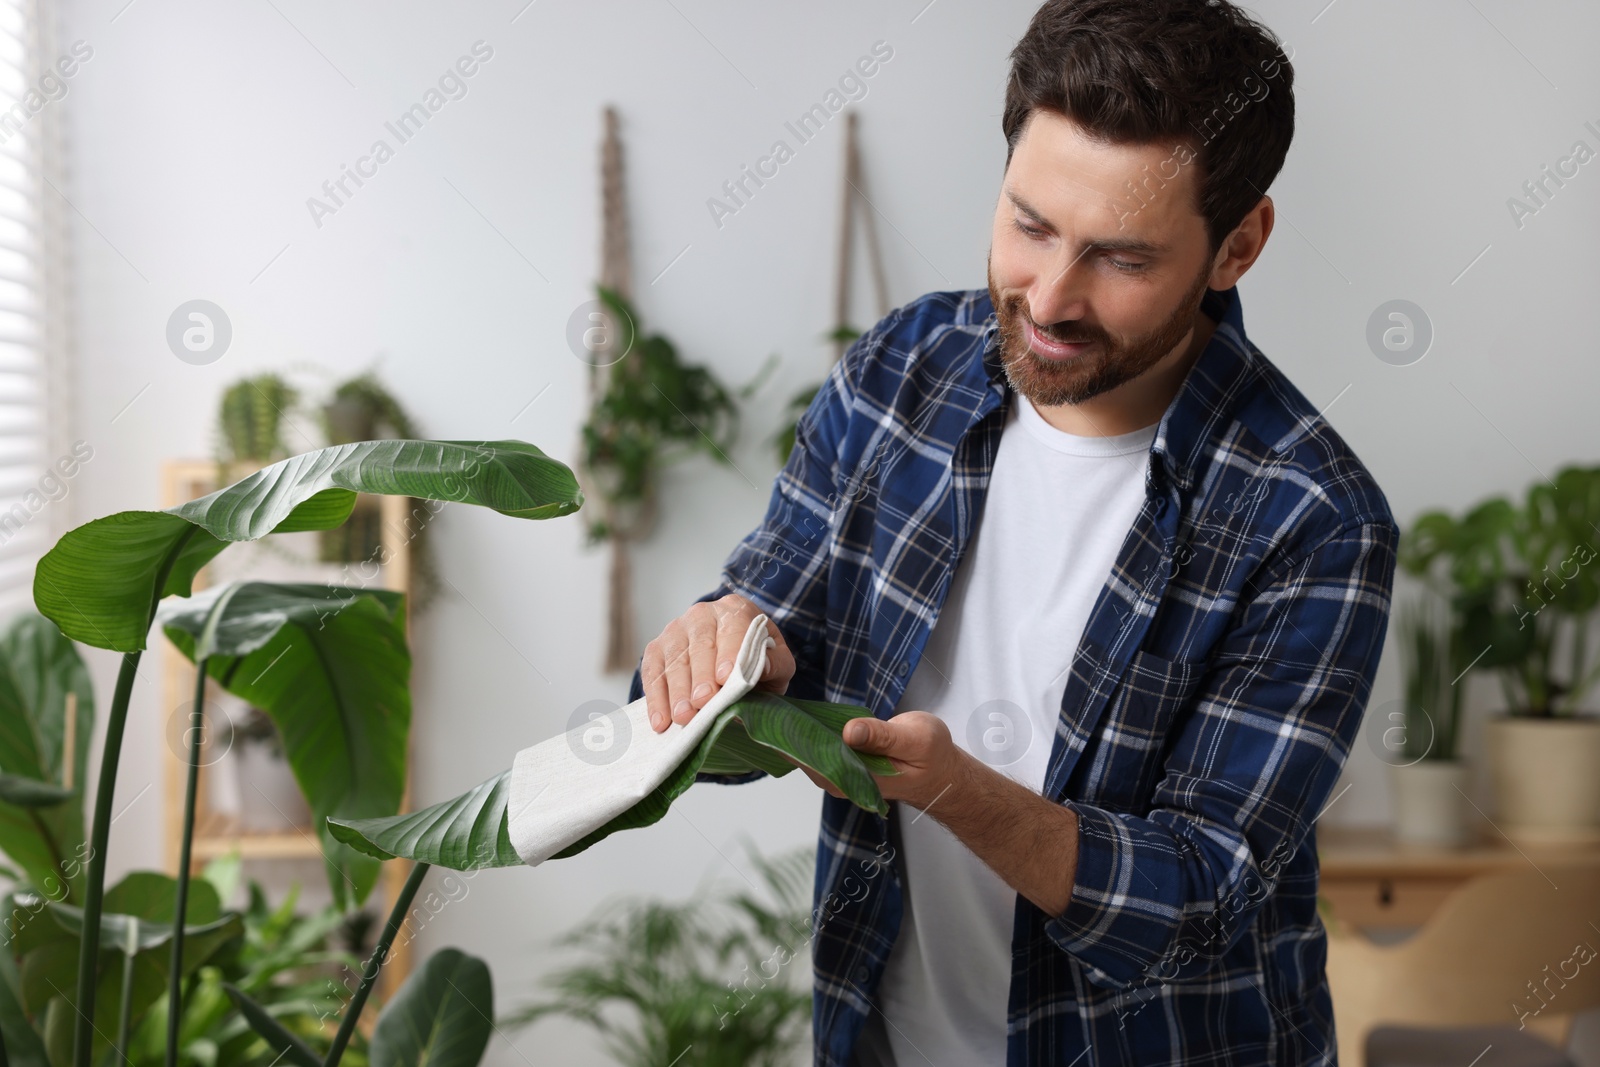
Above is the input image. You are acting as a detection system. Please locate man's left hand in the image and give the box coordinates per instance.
[784,711,968,812]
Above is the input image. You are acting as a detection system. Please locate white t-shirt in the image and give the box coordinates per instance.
[851,391,1157,1067]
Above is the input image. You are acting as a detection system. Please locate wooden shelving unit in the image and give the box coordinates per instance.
[161,458,418,996]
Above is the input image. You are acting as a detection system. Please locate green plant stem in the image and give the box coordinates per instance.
[117,919,138,1062]
[73,649,142,1067]
[167,657,208,1067]
[323,861,429,1067]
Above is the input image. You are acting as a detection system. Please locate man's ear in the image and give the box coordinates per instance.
[1208,195,1273,289]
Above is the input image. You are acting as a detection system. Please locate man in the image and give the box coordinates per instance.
[629,1,1397,1063]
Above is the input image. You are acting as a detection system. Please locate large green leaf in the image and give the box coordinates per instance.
[222,983,322,1067]
[329,694,895,870]
[35,439,583,652]
[0,613,94,903]
[369,948,493,1067]
[14,873,240,1067]
[159,582,411,910]
[330,770,519,870]
[0,892,50,1067]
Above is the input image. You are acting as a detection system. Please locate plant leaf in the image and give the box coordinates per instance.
[0,892,50,1067]
[329,694,894,870]
[328,769,519,870]
[223,983,322,1067]
[17,873,242,1067]
[159,582,411,909]
[35,439,583,652]
[370,949,493,1067]
[0,612,94,902]
[0,775,72,808]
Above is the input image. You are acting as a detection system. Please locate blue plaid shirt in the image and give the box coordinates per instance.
[630,283,1398,1066]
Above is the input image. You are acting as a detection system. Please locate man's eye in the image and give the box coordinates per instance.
[1012,218,1047,239]
[1107,256,1147,273]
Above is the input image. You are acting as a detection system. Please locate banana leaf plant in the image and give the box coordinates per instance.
[0,613,93,904]
[30,439,582,1067]
[327,690,896,872]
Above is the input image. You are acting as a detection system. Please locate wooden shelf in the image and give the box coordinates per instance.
[161,457,419,997]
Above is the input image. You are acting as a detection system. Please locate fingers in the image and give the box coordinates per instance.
[643,593,796,734]
[673,606,717,727]
[641,626,673,732]
[712,604,749,689]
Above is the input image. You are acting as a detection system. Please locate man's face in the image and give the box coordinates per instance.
[988,109,1217,410]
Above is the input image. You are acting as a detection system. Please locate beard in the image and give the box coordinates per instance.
[986,255,1212,408]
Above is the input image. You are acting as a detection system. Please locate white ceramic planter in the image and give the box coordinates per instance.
[235,744,312,833]
[1486,714,1600,845]
[1389,759,1470,847]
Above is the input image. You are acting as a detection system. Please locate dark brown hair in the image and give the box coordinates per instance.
[1002,0,1295,256]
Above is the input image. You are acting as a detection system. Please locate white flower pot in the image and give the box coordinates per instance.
[235,745,311,833]
[1486,714,1600,845]
[1389,759,1470,847]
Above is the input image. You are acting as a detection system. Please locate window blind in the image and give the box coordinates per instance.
[0,0,67,621]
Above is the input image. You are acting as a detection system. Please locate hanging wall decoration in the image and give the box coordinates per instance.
[773,109,891,466]
[579,106,769,674]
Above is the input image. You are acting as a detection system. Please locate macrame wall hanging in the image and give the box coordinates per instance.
[581,106,748,675]
[774,108,892,465]
[833,110,891,363]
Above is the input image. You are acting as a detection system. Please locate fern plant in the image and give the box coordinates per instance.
[500,842,814,1067]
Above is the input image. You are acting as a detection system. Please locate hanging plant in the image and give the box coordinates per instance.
[579,283,775,671]
[216,372,300,478]
[580,284,742,544]
[317,371,442,612]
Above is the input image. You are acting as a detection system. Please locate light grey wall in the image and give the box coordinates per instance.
[53,0,1600,1063]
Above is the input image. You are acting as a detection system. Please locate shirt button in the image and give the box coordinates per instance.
[896,660,909,677]
[853,965,871,983]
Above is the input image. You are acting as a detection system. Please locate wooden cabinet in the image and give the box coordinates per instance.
[1317,823,1600,934]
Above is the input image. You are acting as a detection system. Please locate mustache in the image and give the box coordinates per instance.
[1003,299,1102,345]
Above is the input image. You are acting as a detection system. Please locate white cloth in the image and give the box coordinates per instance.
[856,394,1158,1066]
[507,613,776,866]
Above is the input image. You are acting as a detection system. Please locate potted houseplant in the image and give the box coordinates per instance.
[501,841,813,1067]
[226,706,313,834]
[216,372,300,483]
[1387,595,1469,846]
[316,371,441,611]
[1400,466,1600,844]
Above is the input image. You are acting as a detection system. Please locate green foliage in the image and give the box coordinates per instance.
[316,374,441,613]
[33,439,582,652]
[500,841,813,1067]
[1400,464,1600,716]
[327,691,896,871]
[219,375,300,467]
[8,871,243,1067]
[367,948,491,1067]
[126,874,369,1067]
[580,286,775,544]
[158,583,413,911]
[1395,596,1465,761]
[0,613,93,903]
[320,374,421,445]
[26,436,581,1067]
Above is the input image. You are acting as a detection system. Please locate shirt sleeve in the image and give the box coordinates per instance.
[1042,516,1399,989]
[626,324,877,783]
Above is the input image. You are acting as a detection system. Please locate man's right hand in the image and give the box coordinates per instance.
[641,593,797,733]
